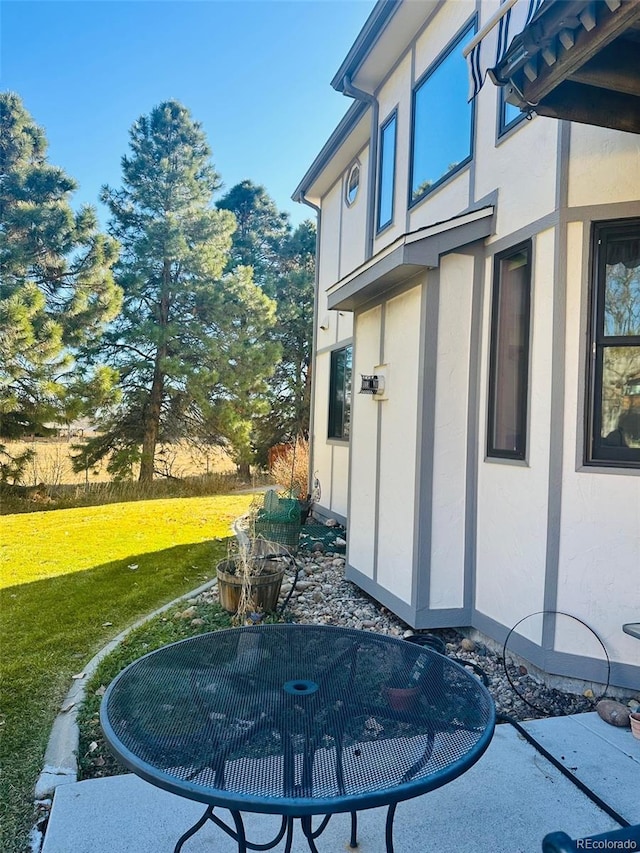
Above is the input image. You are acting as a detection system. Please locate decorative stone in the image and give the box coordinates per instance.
[312,542,325,553]
[460,638,476,652]
[325,518,338,527]
[596,699,631,727]
[175,606,197,619]
[190,618,205,627]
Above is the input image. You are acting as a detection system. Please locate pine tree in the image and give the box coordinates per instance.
[0,92,120,454]
[88,101,279,481]
[217,180,290,290]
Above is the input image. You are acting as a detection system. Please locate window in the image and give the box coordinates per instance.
[329,346,352,440]
[345,162,360,207]
[487,242,532,459]
[377,111,397,231]
[498,88,525,136]
[410,21,474,205]
[587,220,640,466]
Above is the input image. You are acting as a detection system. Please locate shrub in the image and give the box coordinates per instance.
[269,437,309,498]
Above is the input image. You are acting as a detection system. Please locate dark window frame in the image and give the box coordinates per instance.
[328,345,352,441]
[487,240,532,460]
[345,161,360,208]
[497,86,526,138]
[408,17,476,209]
[585,219,640,468]
[376,108,398,233]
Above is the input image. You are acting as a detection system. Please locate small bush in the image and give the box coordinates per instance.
[269,437,310,498]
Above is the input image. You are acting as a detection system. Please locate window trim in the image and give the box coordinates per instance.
[408,17,476,209]
[497,85,527,139]
[376,108,398,234]
[585,218,640,468]
[345,161,360,208]
[328,345,352,442]
[487,240,532,461]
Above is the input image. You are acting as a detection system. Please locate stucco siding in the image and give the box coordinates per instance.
[373,53,412,251]
[348,305,383,578]
[475,229,555,645]
[429,253,474,609]
[568,125,640,209]
[408,169,471,234]
[414,0,475,83]
[556,221,640,667]
[312,351,334,510]
[376,286,422,604]
[477,115,559,241]
[339,147,370,280]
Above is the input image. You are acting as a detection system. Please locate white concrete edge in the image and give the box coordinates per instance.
[34,575,219,803]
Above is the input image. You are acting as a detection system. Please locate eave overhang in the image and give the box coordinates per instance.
[494,0,640,134]
[327,206,495,311]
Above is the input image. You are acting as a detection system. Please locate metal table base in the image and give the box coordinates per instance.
[175,807,372,853]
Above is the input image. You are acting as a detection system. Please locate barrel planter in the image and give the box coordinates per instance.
[216,558,286,614]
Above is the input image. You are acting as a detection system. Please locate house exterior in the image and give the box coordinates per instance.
[293,0,640,692]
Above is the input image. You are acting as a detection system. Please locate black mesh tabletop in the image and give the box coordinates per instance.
[101,624,495,817]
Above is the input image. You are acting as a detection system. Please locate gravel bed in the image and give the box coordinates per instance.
[201,548,625,722]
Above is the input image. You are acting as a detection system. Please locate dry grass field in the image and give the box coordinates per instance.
[4,438,235,487]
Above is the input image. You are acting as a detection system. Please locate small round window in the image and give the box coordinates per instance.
[345,162,360,206]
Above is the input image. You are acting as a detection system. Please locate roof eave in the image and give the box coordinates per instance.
[291,100,369,205]
[330,0,402,92]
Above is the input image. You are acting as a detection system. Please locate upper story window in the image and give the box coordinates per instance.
[498,88,526,137]
[586,219,640,467]
[328,345,352,441]
[410,20,475,206]
[345,162,360,207]
[377,110,397,231]
[487,242,532,460]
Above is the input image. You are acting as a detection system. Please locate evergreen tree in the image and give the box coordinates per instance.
[254,220,315,463]
[0,92,121,454]
[217,180,290,290]
[87,101,278,481]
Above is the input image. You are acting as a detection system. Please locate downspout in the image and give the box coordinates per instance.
[295,192,322,508]
[342,75,378,261]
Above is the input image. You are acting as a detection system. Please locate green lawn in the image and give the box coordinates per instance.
[0,494,252,853]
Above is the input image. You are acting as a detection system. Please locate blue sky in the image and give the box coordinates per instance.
[0,0,374,227]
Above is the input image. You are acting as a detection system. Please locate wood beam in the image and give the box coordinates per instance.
[570,38,640,97]
[534,80,640,133]
[521,0,640,104]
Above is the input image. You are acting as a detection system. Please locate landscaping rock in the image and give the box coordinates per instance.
[596,699,631,727]
[460,638,475,652]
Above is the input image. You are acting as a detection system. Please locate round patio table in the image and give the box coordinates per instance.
[101,624,495,852]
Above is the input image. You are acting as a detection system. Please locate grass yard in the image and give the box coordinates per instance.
[0,493,253,853]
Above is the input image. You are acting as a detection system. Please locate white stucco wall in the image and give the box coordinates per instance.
[373,53,412,251]
[556,221,640,666]
[339,147,370,280]
[429,253,474,608]
[568,125,640,208]
[348,305,383,577]
[376,286,422,604]
[312,351,333,508]
[475,228,556,645]
[414,0,475,82]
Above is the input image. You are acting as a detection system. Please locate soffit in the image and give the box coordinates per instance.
[334,1,441,94]
[292,104,370,206]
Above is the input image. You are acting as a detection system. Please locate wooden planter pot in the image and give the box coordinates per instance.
[216,559,286,614]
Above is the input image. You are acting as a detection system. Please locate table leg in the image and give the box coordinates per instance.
[173,805,214,852]
[350,811,358,848]
[385,802,397,853]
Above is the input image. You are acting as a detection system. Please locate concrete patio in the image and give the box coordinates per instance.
[42,712,639,853]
